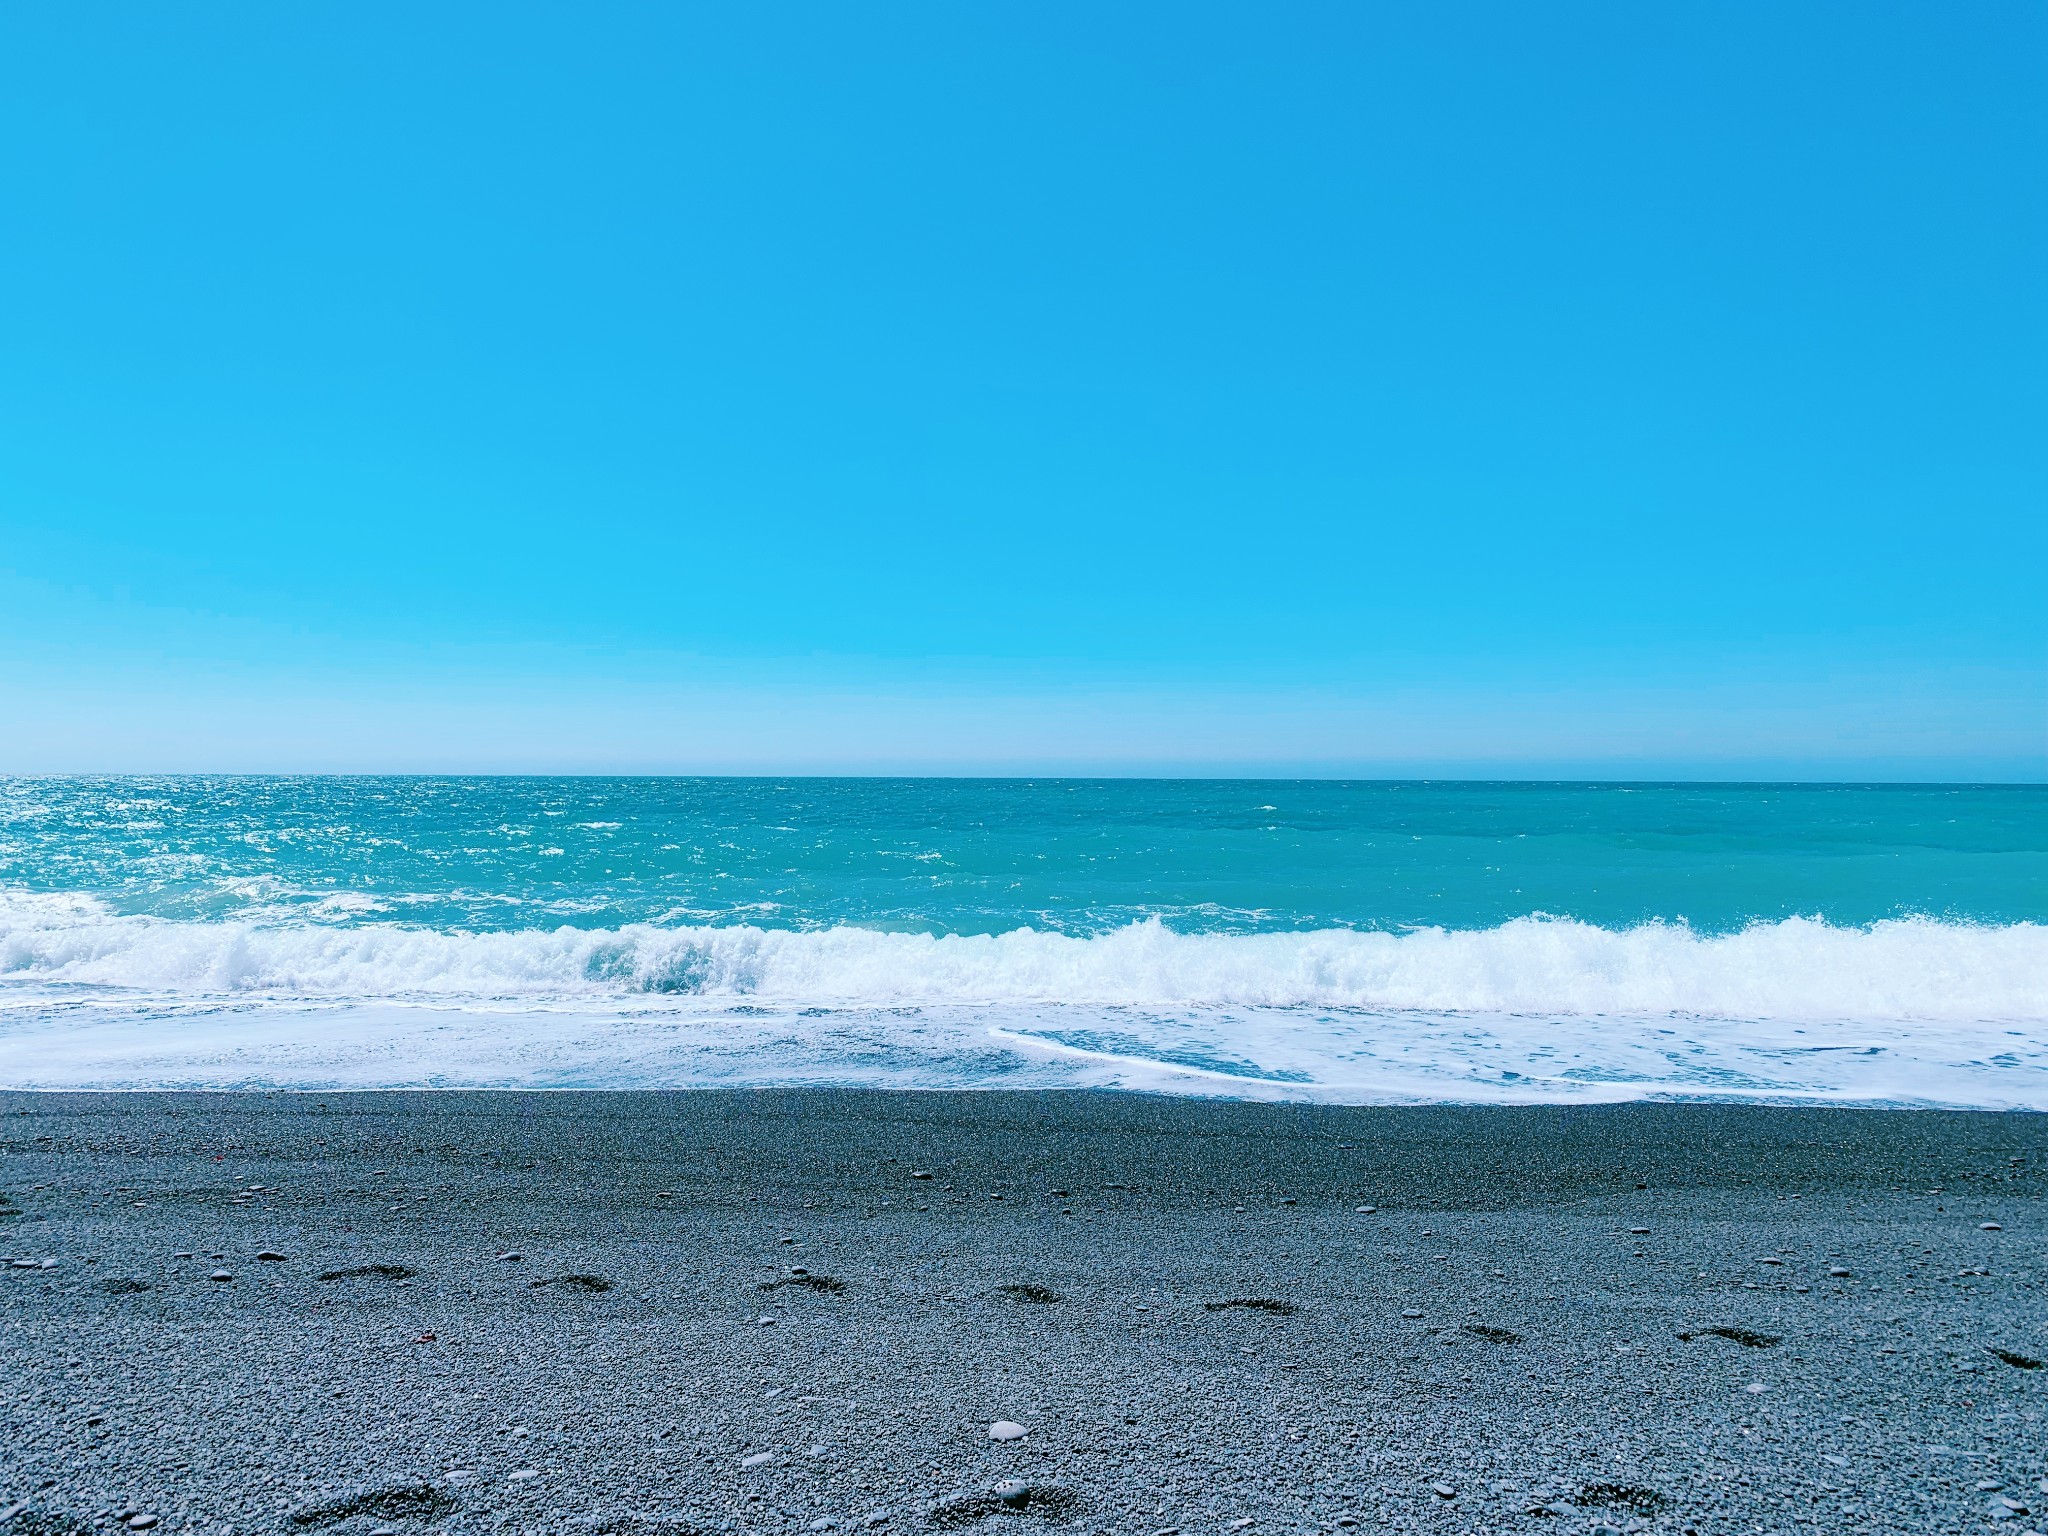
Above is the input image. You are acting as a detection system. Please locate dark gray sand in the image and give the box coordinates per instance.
[2,1091,2044,1536]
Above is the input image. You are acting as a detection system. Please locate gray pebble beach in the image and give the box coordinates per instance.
[2,1091,2043,1536]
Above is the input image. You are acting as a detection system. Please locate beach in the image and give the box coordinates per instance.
[3,1090,2042,1535]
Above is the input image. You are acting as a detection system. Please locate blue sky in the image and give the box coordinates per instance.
[1,3,2042,777]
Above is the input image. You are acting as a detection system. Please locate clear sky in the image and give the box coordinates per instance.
[1,3,2042,778]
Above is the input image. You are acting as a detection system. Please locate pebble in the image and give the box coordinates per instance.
[1980,1222,2003,1231]
[497,1251,523,1262]
[1829,1267,1853,1277]
[994,1479,1029,1506]
[911,1171,933,1180]
[1745,1382,1769,1394]
[1354,1206,1375,1214]
[1431,1483,1456,1499]
[1401,1309,1424,1319]
[127,1517,158,1530]
[172,1252,193,1259]
[988,1420,1028,1441]
[257,1250,288,1262]
[741,1451,776,1468]
[1630,1227,1651,1235]
[808,1519,837,1531]
[758,1315,777,1326]
[861,1512,891,1527]
[210,1269,233,1282]
[509,1469,538,1481]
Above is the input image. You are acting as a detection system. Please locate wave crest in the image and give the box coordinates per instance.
[1,891,2042,1020]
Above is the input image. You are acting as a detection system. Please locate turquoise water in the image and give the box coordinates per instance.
[1,777,2043,1102]
[3,777,2041,933]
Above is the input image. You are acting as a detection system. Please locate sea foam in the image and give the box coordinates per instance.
[1,890,2042,1021]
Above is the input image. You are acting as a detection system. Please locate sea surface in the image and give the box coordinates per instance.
[2,776,2044,1104]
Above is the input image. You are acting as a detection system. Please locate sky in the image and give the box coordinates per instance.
[1,3,2043,778]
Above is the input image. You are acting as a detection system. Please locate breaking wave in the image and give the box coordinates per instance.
[2,890,2042,1021]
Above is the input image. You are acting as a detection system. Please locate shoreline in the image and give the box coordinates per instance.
[3,1091,2045,1535]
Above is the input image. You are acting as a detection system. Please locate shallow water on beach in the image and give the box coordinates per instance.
[2,777,2044,1101]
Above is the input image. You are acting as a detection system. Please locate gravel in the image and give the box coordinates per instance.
[0,1088,2042,1535]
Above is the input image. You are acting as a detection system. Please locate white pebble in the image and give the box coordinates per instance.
[741,1450,776,1468]
[988,1420,1028,1441]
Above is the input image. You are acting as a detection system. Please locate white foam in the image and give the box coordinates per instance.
[3,889,2045,1102]
[0,890,2041,1021]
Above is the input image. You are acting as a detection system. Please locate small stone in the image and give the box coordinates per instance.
[210,1269,233,1282]
[994,1479,1029,1507]
[1759,1257,1784,1266]
[1630,1227,1651,1235]
[1431,1483,1456,1499]
[172,1252,193,1259]
[257,1250,288,1262]
[1981,1223,2004,1231]
[40,1258,58,1269]
[443,1470,477,1484]
[1401,1309,1424,1319]
[508,1469,538,1482]
[127,1517,158,1530]
[1744,1382,1768,1394]
[497,1251,523,1262]
[1829,1267,1852,1278]
[911,1171,933,1180]
[988,1420,1027,1441]
[741,1451,775,1468]
[861,1512,891,1528]
[808,1520,837,1531]
[758,1315,777,1326]
[1354,1205,1376,1214]
[1229,1521,1255,1530]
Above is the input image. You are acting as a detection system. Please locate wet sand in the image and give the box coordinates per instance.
[2,1091,2044,1535]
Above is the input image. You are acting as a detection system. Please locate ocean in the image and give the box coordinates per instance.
[1,776,2043,1104]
